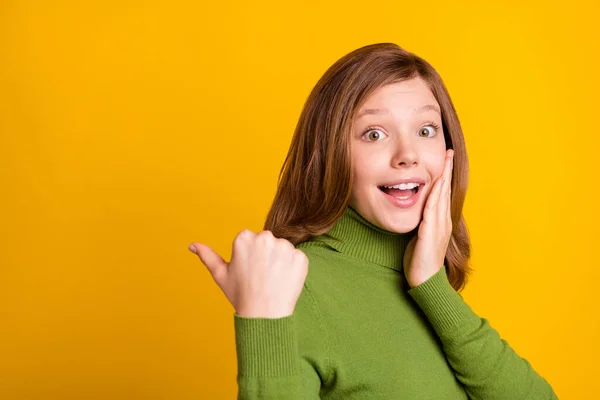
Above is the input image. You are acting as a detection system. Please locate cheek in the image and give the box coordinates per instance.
[351,152,372,185]
[425,150,448,179]
[433,163,445,179]
[351,167,370,191]
[352,154,383,189]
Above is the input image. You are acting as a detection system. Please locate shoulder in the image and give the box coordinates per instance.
[295,240,336,263]
[294,240,351,321]
[293,243,334,351]
[295,240,341,285]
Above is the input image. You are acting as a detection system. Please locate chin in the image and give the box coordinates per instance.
[378,216,420,234]
[351,197,423,234]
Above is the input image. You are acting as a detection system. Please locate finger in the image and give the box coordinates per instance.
[232,229,254,259]
[448,151,453,215]
[444,179,451,221]
[191,243,228,284]
[436,177,445,216]
[444,150,454,218]
[425,175,444,218]
[445,149,454,182]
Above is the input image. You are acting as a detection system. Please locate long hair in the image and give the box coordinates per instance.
[263,43,472,291]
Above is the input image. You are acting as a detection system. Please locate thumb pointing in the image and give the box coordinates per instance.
[190,242,228,284]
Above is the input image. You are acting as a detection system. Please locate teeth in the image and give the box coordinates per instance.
[382,182,420,190]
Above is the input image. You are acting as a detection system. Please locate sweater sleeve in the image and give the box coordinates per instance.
[407,267,558,400]
[233,285,329,399]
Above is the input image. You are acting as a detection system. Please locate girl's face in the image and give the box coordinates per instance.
[349,76,447,233]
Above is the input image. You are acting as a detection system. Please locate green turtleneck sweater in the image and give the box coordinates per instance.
[233,206,557,399]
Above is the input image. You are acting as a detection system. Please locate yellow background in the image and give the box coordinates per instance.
[1,1,598,398]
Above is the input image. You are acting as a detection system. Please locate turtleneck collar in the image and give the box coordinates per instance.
[309,206,411,272]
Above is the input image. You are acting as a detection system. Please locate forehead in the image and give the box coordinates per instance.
[359,77,438,111]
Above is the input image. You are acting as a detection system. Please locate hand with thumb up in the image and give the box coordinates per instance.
[189,229,309,319]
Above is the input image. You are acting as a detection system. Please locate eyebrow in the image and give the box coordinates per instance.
[356,104,441,120]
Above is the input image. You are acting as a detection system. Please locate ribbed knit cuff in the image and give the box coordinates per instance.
[407,267,475,339]
[234,313,300,377]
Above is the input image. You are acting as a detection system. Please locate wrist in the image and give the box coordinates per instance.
[407,267,442,288]
[236,306,294,319]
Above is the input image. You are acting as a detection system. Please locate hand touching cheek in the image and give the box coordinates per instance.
[403,149,454,288]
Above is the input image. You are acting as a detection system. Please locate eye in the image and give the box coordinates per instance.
[418,122,442,138]
[362,127,387,142]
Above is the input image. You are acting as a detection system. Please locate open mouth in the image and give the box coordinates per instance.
[378,184,422,200]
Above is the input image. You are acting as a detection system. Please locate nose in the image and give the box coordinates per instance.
[390,136,419,168]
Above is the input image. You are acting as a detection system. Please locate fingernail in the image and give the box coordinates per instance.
[188,244,197,254]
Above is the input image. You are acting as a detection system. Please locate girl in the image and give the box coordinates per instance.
[189,43,558,399]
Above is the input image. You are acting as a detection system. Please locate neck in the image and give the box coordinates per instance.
[310,206,412,271]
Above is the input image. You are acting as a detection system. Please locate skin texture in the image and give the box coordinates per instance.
[190,230,309,318]
[349,76,448,234]
[350,77,455,287]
